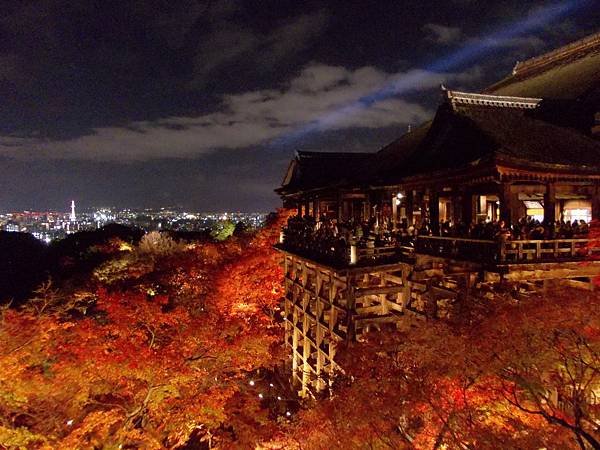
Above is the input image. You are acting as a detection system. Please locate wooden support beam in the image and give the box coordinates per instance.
[593,183,600,222]
[355,285,407,297]
[429,190,440,235]
[544,182,556,226]
[380,275,389,315]
[406,190,414,226]
[356,305,388,315]
[346,278,356,341]
[392,192,398,231]
[354,311,404,327]
[451,193,461,225]
[500,182,514,226]
[461,190,475,225]
[402,267,411,310]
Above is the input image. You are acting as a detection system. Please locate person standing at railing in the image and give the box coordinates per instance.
[562,221,574,239]
[441,220,452,237]
[527,221,544,240]
[494,220,512,242]
[577,219,590,238]
[418,221,431,236]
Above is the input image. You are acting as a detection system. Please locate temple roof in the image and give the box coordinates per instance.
[446,90,542,109]
[277,151,371,195]
[359,122,431,185]
[277,32,600,197]
[485,31,600,105]
[278,92,600,195]
[398,99,600,180]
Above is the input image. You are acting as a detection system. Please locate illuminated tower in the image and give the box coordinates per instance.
[70,200,76,222]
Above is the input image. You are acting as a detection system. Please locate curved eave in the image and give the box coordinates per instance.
[370,158,500,190]
[495,156,600,181]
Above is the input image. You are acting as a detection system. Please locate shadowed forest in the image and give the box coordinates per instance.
[1,212,600,449]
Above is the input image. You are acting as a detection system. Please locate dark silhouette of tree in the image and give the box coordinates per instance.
[0,231,46,304]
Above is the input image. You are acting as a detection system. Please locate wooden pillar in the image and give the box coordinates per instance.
[346,278,356,341]
[406,190,414,226]
[401,266,411,309]
[300,263,310,396]
[428,190,440,235]
[314,271,324,392]
[416,191,427,227]
[544,182,556,225]
[341,198,349,222]
[297,202,302,216]
[392,192,398,231]
[593,183,600,222]
[451,193,461,224]
[461,190,475,225]
[500,183,514,226]
[314,197,320,219]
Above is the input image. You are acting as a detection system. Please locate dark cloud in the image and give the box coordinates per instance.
[189,9,330,89]
[0,63,484,160]
[423,24,463,45]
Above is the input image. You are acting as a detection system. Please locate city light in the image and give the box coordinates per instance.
[0,205,269,242]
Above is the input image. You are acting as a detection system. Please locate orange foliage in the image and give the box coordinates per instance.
[210,210,290,324]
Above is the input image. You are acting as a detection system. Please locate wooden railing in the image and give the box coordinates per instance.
[277,238,412,267]
[415,236,498,263]
[280,229,600,267]
[416,236,600,264]
[353,244,413,265]
[500,238,600,262]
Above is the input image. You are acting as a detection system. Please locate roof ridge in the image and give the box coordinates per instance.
[296,150,371,158]
[444,89,542,110]
[512,31,600,78]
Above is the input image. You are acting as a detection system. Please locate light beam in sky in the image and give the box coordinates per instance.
[271,0,590,147]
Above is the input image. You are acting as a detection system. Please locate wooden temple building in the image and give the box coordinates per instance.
[276,32,600,396]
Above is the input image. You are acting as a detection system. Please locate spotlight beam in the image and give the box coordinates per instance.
[271,0,589,147]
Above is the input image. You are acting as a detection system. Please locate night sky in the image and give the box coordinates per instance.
[1,0,598,212]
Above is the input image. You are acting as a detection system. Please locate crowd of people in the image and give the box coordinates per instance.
[282,215,381,265]
[437,216,590,241]
[282,213,593,264]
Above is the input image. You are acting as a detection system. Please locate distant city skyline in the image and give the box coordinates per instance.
[1,206,268,242]
[0,203,271,214]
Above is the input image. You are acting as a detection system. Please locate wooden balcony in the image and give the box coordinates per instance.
[276,241,412,268]
[280,218,599,269]
[416,235,600,264]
